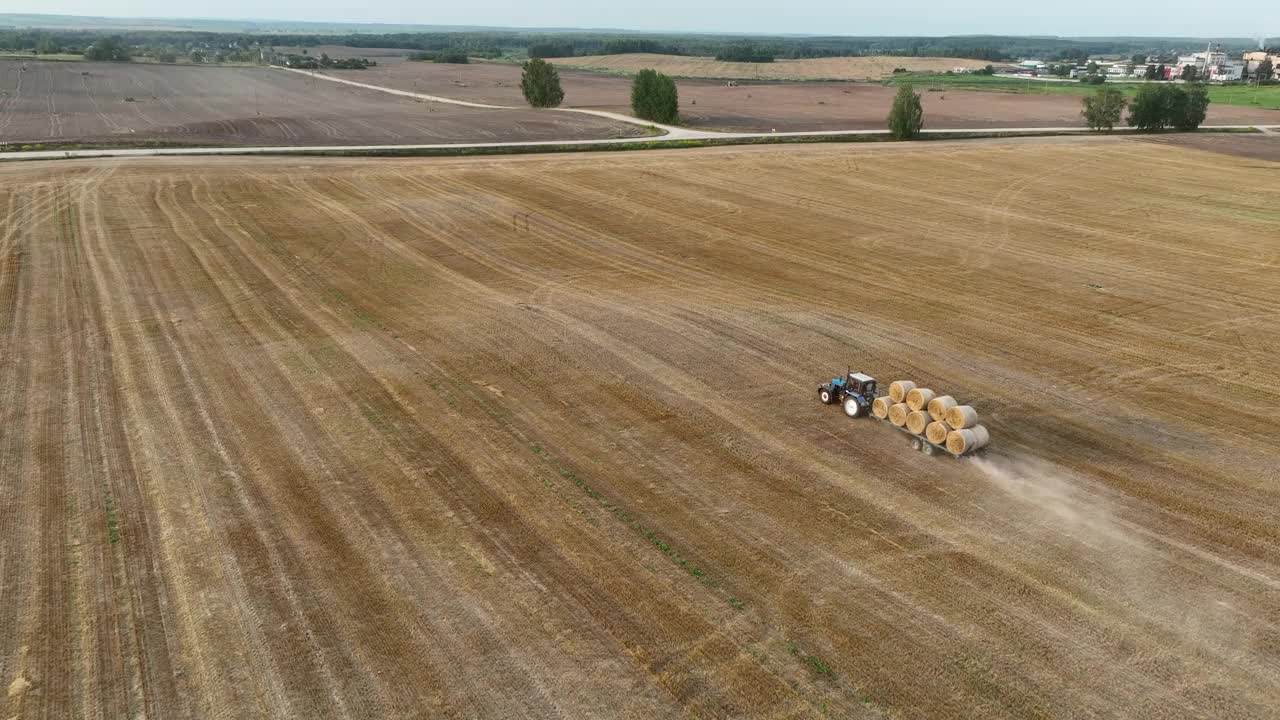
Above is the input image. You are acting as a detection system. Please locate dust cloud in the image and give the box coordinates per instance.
[967,454,1263,664]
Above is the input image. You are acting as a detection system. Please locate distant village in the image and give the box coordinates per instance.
[961,45,1279,82]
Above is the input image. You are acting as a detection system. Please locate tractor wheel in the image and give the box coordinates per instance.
[819,388,833,405]
[843,397,863,418]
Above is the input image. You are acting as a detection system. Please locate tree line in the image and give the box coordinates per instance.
[11,28,1248,65]
[886,81,1213,140]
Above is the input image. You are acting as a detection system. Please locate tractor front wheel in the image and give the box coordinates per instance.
[843,397,864,418]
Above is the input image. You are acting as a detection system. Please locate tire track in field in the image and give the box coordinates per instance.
[0,179,40,720]
[174,170,686,712]
[211,167,824,712]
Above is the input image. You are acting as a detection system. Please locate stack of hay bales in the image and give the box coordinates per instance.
[883,379,990,456]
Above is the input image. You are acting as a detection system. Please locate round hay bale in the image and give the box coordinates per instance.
[888,402,911,427]
[946,425,990,455]
[906,409,931,435]
[945,404,979,430]
[906,387,936,411]
[928,395,957,422]
[889,380,916,404]
[872,395,894,419]
[925,421,949,445]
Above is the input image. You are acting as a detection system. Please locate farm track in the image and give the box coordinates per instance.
[2,138,1279,718]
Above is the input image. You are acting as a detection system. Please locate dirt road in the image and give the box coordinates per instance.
[2,138,1279,718]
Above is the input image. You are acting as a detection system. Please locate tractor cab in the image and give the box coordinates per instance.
[847,372,876,397]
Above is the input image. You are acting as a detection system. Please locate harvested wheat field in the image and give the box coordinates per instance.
[3,137,1280,719]
[0,58,642,147]
[552,53,991,80]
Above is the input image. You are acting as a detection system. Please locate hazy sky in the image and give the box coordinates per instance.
[11,1,1274,38]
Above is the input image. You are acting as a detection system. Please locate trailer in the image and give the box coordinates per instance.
[875,412,956,457]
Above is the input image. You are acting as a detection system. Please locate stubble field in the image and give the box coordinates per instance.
[0,58,643,147]
[2,137,1279,719]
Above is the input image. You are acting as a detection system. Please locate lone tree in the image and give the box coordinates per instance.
[1128,83,1211,131]
[83,36,130,62]
[1081,87,1127,131]
[521,58,564,108]
[631,69,679,124]
[1258,58,1274,83]
[887,84,924,140]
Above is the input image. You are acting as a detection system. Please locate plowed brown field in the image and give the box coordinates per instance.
[328,61,1280,132]
[0,58,642,146]
[3,138,1279,719]
[552,53,991,80]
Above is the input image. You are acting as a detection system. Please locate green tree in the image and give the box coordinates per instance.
[156,49,177,63]
[520,58,564,108]
[630,68,679,124]
[1180,65,1198,81]
[1081,87,1127,130]
[1144,64,1158,80]
[1127,83,1210,131]
[1129,84,1174,130]
[1087,60,1100,74]
[83,36,130,62]
[1175,83,1210,130]
[887,84,924,140]
[1258,58,1274,82]
[1156,63,1167,80]
[1130,52,1147,66]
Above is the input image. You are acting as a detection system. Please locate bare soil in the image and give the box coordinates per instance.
[1142,132,1280,162]
[2,138,1279,719]
[0,58,643,146]
[333,60,1280,132]
[551,53,991,80]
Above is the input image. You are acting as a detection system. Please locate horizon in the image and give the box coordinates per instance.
[1,7,1275,41]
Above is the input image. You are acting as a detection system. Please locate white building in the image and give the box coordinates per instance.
[1176,51,1228,71]
[1209,62,1244,81]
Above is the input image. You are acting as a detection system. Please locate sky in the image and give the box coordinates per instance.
[8,1,1274,38]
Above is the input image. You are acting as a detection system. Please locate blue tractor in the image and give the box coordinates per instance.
[818,371,878,418]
